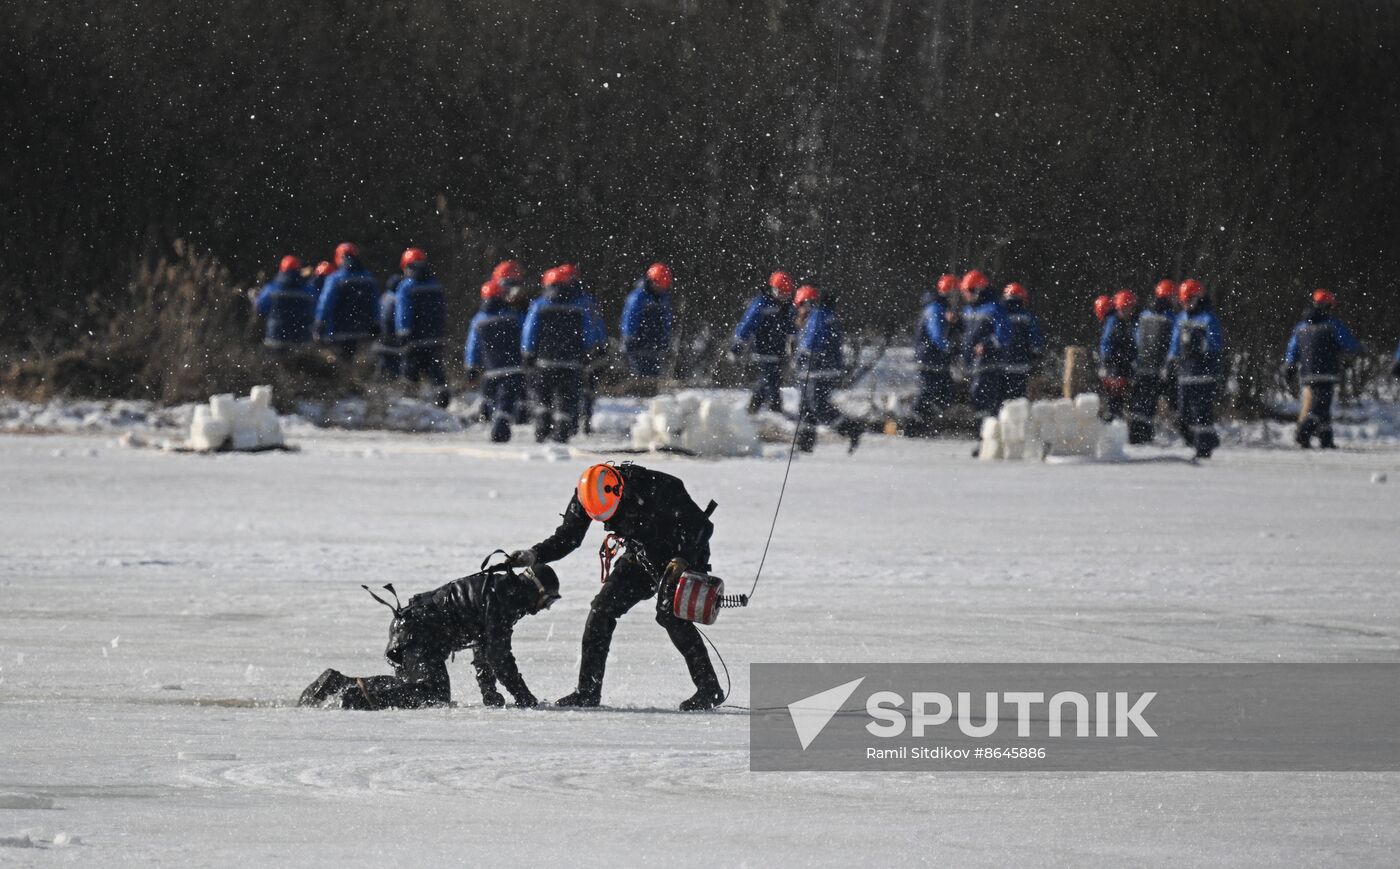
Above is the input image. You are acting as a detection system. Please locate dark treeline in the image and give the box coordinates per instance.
[5,0,1399,402]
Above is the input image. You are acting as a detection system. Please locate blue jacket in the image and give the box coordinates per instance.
[620,281,673,355]
[1285,309,1361,383]
[733,294,795,361]
[521,283,601,366]
[914,298,952,367]
[795,305,845,378]
[255,273,317,348]
[394,268,449,346]
[1134,304,1176,376]
[566,281,608,355]
[960,290,1012,369]
[1001,299,1046,373]
[1168,302,1226,383]
[466,298,524,373]
[315,260,380,341]
[1099,311,1138,379]
[378,290,400,349]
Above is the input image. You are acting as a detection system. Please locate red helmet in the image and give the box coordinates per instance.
[1093,294,1114,322]
[279,255,302,274]
[961,269,989,293]
[314,260,334,278]
[936,274,959,296]
[400,247,428,271]
[541,267,561,287]
[1003,282,1028,302]
[1312,288,1336,307]
[646,262,673,291]
[481,279,505,300]
[492,260,524,283]
[793,285,820,306]
[555,263,580,284]
[769,270,796,298]
[577,464,625,521]
[1113,289,1138,312]
[1154,279,1177,300]
[1178,278,1206,305]
[334,242,358,267]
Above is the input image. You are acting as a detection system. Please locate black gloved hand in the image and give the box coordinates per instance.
[522,353,536,368]
[480,688,506,708]
[1283,363,1297,384]
[507,549,536,568]
[1391,360,1400,379]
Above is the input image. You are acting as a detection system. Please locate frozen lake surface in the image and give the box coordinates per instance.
[1,429,1398,865]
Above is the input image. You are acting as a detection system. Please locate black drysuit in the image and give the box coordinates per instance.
[531,464,718,701]
[299,571,540,710]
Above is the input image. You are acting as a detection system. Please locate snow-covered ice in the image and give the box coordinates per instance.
[1,427,1398,866]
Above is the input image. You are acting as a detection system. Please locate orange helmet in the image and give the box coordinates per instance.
[1093,294,1113,322]
[334,242,358,267]
[769,270,796,298]
[1154,279,1177,300]
[1113,289,1138,311]
[400,247,428,271]
[1178,278,1206,305]
[961,269,989,294]
[492,259,524,283]
[793,285,820,306]
[481,279,505,300]
[646,262,673,291]
[313,260,335,278]
[555,263,580,284]
[577,464,624,521]
[279,255,302,274]
[1312,288,1336,307]
[1003,282,1028,301]
[936,274,959,296]
[541,267,562,287]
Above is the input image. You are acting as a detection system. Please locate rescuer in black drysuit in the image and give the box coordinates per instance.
[298,560,560,710]
[507,462,723,711]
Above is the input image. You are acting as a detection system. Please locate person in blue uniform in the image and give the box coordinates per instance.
[731,271,797,414]
[1284,289,1363,449]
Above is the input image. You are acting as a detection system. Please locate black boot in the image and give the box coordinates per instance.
[490,415,512,443]
[554,689,601,708]
[659,612,723,711]
[299,668,351,707]
[679,685,725,711]
[1295,418,1315,449]
[837,418,863,454]
[795,424,817,453]
[1319,428,1336,449]
[534,411,552,444]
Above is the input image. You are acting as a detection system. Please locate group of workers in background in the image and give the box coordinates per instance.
[254,247,1400,456]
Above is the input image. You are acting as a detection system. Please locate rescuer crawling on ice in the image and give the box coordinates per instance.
[298,560,560,710]
[507,462,724,711]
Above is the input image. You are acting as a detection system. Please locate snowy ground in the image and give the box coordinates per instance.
[2,425,1399,866]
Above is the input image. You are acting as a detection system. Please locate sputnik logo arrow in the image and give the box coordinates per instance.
[787,677,865,750]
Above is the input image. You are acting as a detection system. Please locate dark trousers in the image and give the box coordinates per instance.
[481,372,524,442]
[1127,374,1167,444]
[378,343,403,379]
[911,365,955,424]
[1297,381,1336,448]
[796,375,851,451]
[575,558,717,700]
[969,366,1004,418]
[1179,380,1220,457]
[534,366,582,443]
[403,345,447,388]
[748,361,784,413]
